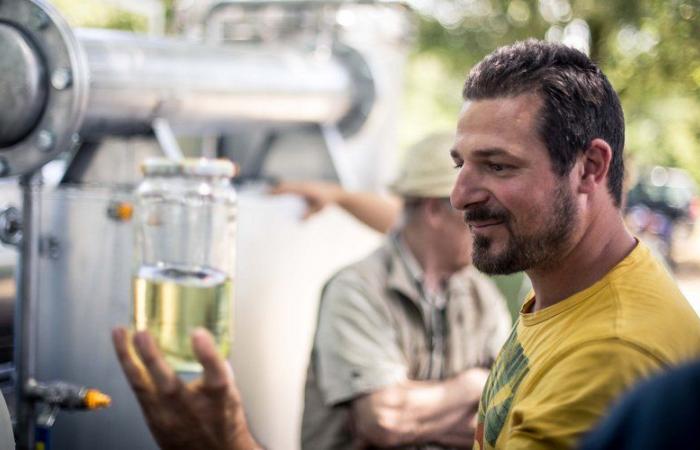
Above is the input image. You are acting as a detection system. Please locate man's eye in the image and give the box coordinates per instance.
[453,162,463,169]
[489,163,505,172]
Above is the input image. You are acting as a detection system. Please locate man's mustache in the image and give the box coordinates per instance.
[463,206,510,224]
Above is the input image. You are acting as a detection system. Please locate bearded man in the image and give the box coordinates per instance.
[449,39,700,450]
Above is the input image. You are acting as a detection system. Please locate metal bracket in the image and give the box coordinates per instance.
[36,405,59,428]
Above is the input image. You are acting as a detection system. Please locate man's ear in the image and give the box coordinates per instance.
[577,138,612,196]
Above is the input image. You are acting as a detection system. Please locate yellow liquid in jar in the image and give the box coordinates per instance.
[133,265,232,373]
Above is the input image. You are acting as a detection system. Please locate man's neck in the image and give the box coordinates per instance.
[401,227,452,295]
[526,209,637,313]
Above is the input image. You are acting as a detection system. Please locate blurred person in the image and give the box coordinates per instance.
[271,181,530,319]
[449,39,700,450]
[624,166,699,268]
[578,358,700,450]
[300,132,511,449]
[112,39,700,450]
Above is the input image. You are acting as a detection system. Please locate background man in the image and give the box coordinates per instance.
[269,180,531,320]
[449,39,700,449]
[301,132,511,449]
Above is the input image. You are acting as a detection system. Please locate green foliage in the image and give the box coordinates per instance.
[402,0,700,182]
[51,0,147,32]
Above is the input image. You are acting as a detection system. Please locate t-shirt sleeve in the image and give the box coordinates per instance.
[314,275,408,406]
[502,340,665,450]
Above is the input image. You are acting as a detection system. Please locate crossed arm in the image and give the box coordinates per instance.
[351,368,489,448]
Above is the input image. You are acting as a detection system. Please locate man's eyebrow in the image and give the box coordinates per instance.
[472,148,527,164]
[450,147,528,165]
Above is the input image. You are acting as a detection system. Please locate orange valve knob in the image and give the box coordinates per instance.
[107,201,134,221]
[84,389,111,410]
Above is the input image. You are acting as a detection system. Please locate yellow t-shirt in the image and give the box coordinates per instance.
[474,242,700,450]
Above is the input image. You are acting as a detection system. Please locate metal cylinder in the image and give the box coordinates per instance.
[0,0,371,177]
[76,28,355,136]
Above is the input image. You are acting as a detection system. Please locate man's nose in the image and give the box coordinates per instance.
[450,166,488,211]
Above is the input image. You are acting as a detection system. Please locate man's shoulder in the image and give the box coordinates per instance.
[604,244,700,362]
[320,242,394,311]
[324,242,393,290]
[543,242,700,364]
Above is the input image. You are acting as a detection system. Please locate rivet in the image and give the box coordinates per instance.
[51,68,72,90]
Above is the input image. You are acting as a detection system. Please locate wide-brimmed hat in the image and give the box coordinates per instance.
[389,132,457,198]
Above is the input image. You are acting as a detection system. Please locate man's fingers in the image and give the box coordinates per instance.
[302,202,324,220]
[132,331,180,395]
[269,181,302,196]
[111,327,154,394]
[191,328,233,392]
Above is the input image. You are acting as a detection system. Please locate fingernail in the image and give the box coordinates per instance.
[191,327,208,338]
[112,327,124,340]
[133,331,149,348]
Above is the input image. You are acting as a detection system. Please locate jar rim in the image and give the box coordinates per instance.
[141,157,236,177]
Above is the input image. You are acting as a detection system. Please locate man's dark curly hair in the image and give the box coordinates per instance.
[463,39,625,206]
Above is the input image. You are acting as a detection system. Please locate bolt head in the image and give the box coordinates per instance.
[37,130,54,152]
[51,68,72,90]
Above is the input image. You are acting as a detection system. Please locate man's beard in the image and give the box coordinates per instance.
[466,182,577,275]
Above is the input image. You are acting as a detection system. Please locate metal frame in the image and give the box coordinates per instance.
[15,174,43,449]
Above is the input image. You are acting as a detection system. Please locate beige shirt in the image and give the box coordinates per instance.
[0,393,13,449]
[302,235,512,450]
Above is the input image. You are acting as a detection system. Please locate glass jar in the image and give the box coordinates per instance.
[132,158,237,373]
